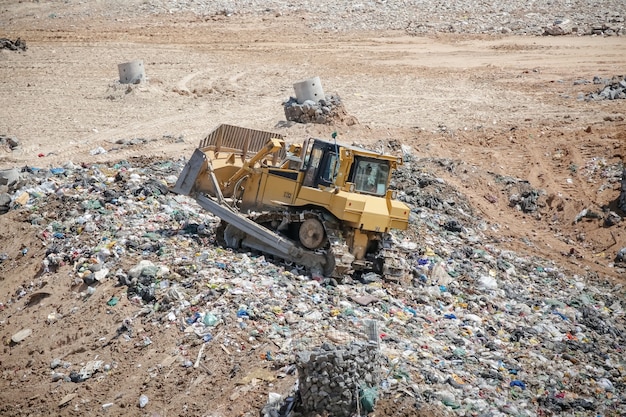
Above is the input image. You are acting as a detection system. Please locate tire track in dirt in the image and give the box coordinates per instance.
[173,70,206,95]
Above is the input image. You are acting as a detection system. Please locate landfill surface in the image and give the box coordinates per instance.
[1,2,626,417]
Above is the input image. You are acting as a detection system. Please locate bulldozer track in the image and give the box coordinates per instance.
[213,209,411,280]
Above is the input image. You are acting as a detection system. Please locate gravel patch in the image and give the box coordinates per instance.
[141,0,625,36]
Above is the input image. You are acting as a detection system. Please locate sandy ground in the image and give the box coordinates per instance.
[1,3,626,416]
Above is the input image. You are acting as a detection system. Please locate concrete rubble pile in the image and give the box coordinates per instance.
[543,18,624,36]
[0,153,624,416]
[585,75,626,101]
[137,1,624,37]
[283,95,357,125]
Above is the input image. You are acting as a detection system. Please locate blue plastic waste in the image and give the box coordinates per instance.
[510,380,526,390]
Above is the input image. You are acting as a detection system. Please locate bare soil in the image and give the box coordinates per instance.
[1,3,625,417]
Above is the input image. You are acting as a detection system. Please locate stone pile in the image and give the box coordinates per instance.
[296,340,381,416]
[543,18,624,36]
[588,22,625,36]
[586,75,626,101]
[283,95,357,125]
[543,18,576,35]
[127,0,625,37]
[0,37,27,51]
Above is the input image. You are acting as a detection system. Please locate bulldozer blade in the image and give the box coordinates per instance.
[172,149,207,196]
[196,194,327,273]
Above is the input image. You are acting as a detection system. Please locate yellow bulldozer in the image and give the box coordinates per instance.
[173,124,411,278]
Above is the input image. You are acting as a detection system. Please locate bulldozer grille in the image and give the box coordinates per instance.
[199,124,287,160]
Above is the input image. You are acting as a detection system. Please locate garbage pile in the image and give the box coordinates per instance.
[0,154,625,416]
[393,156,546,216]
[585,75,626,101]
[283,94,358,125]
[391,157,476,216]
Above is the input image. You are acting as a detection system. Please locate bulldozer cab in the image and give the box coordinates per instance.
[301,139,391,196]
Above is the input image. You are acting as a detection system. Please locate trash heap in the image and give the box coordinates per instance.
[0,153,624,416]
[283,94,358,125]
[296,341,381,416]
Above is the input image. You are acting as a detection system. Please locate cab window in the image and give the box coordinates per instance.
[352,158,389,196]
[320,152,339,183]
[303,146,324,187]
